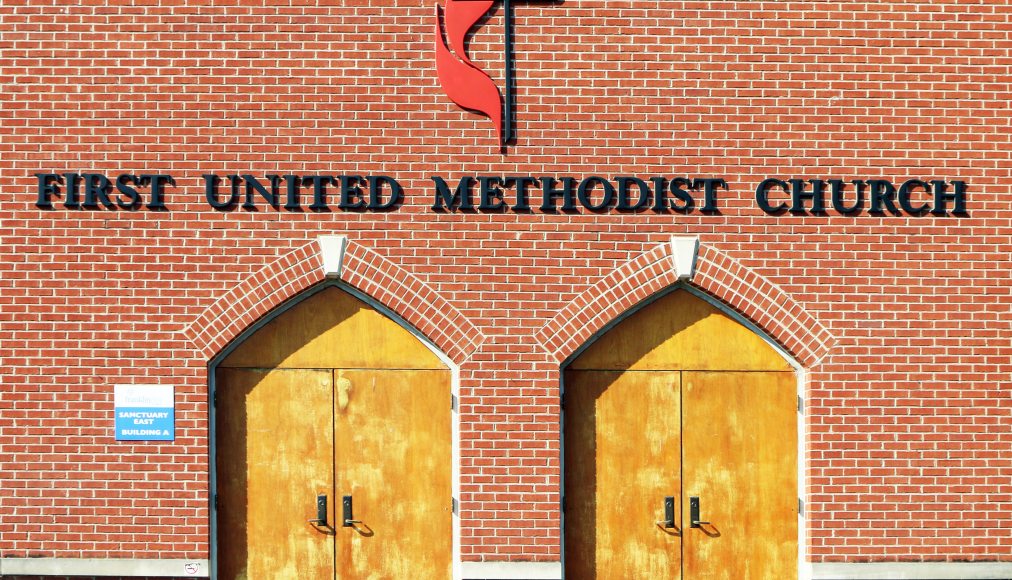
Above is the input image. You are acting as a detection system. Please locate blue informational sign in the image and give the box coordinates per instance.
[114,384,175,441]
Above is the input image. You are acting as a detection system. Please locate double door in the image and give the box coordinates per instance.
[212,287,454,579]
[216,367,452,579]
[564,369,798,579]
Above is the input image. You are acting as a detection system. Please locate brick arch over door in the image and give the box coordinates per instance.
[536,241,835,368]
[183,237,486,365]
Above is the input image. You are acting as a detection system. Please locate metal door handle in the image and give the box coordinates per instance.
[689,496,710,527]
[656,496,675,528]
[307,494,328,527]
[343,495,362,526]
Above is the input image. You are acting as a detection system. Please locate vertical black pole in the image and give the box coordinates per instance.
[504,0,513,144]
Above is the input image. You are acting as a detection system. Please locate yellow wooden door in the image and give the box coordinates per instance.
[564,370,682,579]
[214,287,452,580]
[335,369,453,579]
[564,289,798,580]
[681,371,798,580]
[215,368,336,580]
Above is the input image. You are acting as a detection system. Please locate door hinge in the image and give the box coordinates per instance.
[451,394,457,411]
[799,498,805,517]
[451,497,458,514]
[213,390,218,408]
[797,395,804,414]
[213,494,218,510]
[560,392,565,410]
[561,494,566,514]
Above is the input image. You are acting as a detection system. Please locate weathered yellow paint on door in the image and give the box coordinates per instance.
[215,287,452,579]
[564,290,798,580]
[682,371,798,580]
[569,290,792,372]
[216,368,336,580]
[220,287,445,370]
[564,370,682,579]
[335,369,453,579]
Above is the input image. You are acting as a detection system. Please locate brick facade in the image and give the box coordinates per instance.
[1,0,1009,574]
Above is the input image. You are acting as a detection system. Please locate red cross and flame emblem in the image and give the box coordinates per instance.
[434,0,509,146]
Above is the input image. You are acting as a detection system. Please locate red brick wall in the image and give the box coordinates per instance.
[1,0,1009,565]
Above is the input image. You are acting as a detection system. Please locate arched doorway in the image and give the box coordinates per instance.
[212,285,453,579]
[563,288,799,579]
